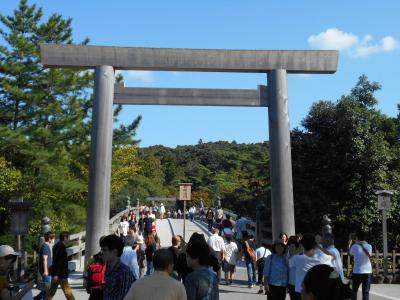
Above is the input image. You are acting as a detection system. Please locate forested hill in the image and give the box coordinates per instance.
[133,141,270,218]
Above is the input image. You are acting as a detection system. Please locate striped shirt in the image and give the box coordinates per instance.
[104,261,135,300]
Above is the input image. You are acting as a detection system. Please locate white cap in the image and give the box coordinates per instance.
[135,235,144,244]
[0,245,20,257]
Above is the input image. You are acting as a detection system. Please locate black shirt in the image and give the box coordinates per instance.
[50,241,69,278]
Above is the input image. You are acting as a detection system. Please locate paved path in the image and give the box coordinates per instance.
[38,218,400,300]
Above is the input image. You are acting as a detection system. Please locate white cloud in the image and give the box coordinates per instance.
[308,28,399,58]
[355,36,399,57]
[116,70,154,82]
[308,28,358,50]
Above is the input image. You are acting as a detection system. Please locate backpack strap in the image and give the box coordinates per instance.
[358,243,372,260]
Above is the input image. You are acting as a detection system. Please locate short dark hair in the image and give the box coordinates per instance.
[172,236,180,246]
[225,235,233,243]
[186,241,210,266]
[272,241,287,254]
[189,232,205,243]
[100,234,124,257]
[300,233,316,251]
[287,235,299,248]
[44,231,55,242]
[303,264,351,299]
[356,230,366,241]
[153,249,173,271]
[59,232,70,242]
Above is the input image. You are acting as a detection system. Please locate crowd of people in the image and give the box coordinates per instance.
[0,204,375,300]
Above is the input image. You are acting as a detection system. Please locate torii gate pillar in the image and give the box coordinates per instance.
[85,65,115,263]
[268,69,295,239]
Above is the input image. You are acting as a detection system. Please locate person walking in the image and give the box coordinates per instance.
[118,216,130,241]
[263,240,289,300]
[215,206,223,223]
[120,238,140,280]
[134,235,146,278]
[188,206,195,222]
[289,233,334,299]
[287,236,302,300]
[324,234,345,282]
[35,231,55,300]
[185,241,219,300]
[348,231,372,300]
[159,203,166,220]
[206,208,214,232]
[138,212,145,236]
[222,234,239,285]
[85,251,106,300]
[145,233,157,275]
[207,228,225,283]
[168,236,182,279]
[124,249,187,300]
[47,232,75,300]
[242,233,257,288]
[255,245,271,294]
[234,215,246,243]
[100,234,135,300]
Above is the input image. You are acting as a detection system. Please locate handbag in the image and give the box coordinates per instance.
[245,241,257,263]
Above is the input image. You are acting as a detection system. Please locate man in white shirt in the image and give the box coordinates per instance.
[207,228,225,282]
[159,203,166,220]
[289,233,335,297]
[348,231,372,300]
[188,206,196,222]
[215,206,224,222]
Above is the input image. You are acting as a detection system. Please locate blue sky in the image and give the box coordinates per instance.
[2,1,400,147]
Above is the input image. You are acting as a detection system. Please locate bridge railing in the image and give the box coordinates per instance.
[66,207,132,271]
[24,207,132,273]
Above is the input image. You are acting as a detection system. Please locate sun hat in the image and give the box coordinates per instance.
[0,245,20,257]
[135,235,144,244]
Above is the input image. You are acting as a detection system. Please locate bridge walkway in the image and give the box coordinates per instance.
[41,218,399,300]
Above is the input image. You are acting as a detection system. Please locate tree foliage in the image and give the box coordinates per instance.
[0,1,141,248]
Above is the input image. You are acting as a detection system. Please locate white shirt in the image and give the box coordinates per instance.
[349,243,372,274]
[315,248,333,267]
[120,246,140,279]
[256,247,271,261]
[224,241,239,265]
[160,205,165,213]
[119,221,130,236]
[207,234,225,252]
[289,253,332,293]
[326,245,345,280]
[216,209,223,220]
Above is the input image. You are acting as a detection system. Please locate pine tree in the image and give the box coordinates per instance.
[0,0,141,236]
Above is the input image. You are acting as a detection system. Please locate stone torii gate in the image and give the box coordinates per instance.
[40,45,338,261]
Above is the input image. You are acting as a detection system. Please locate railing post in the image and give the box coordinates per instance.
[78,234,82,270]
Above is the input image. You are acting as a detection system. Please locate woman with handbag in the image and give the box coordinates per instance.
[242,233,257,288]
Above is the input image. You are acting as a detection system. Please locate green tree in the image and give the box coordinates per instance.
[292,75,397,248]
[0,1,142,239]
